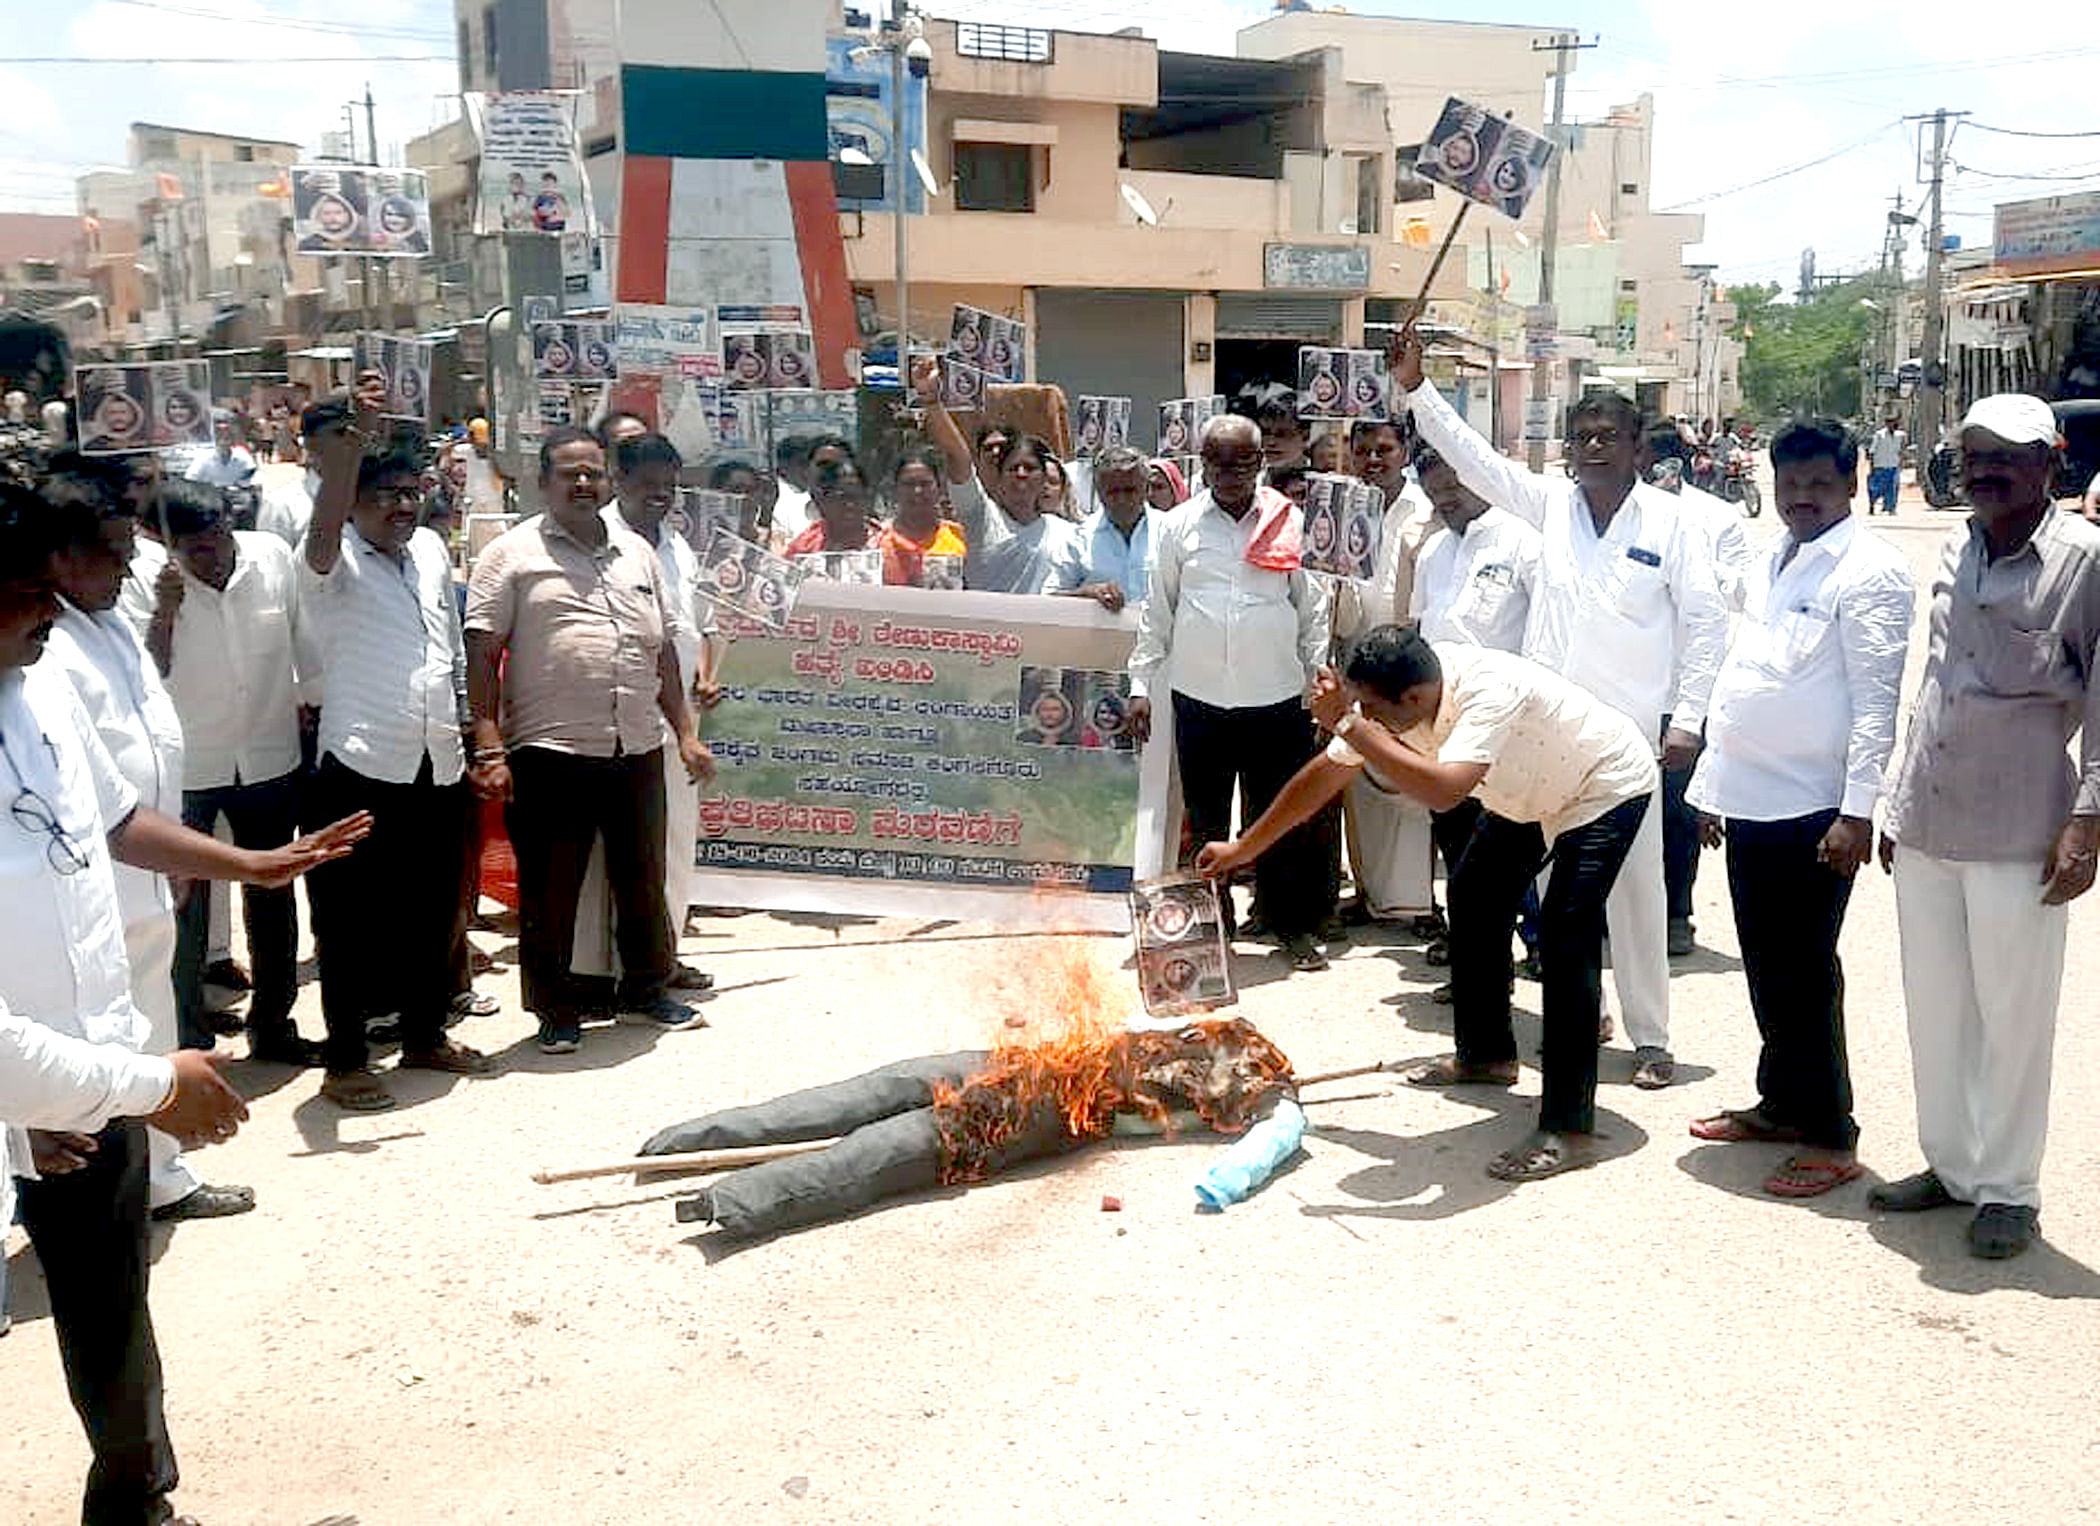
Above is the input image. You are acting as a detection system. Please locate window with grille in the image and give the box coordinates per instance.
[956,23,1052,63]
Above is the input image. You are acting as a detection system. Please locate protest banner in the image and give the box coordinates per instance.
[688,583,1158,930]
[613,304,719,379]
[292,166,431,257]
[76,361,211,455]
[471,91,591,237]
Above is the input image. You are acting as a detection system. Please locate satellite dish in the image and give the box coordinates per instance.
[837,147,874,166]
[910,148,942,200]
[1119,182,1160,226]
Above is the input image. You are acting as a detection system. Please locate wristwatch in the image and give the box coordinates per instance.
[1334,711,1362,741]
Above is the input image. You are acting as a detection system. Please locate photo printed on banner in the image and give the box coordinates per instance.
[75,362,212,456]
[1014,667,1139,752]
[1129,872,1236,1017]
[472,90,592,237]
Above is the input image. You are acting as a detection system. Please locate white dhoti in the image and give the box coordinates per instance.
[1894,850,2066,1210]
[125,910,201,1210]
[1602,792,1670,1051]
[1342,774,1434,918]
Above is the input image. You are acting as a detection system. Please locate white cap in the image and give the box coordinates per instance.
[1960,393,2061,448]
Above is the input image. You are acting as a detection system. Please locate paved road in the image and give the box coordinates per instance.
[5,485,2098,1525]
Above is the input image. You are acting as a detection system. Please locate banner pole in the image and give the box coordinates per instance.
[1408,200,1472,324]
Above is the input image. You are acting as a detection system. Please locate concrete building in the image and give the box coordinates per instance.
[845,17,1459,428]
[1238,12,1741,425]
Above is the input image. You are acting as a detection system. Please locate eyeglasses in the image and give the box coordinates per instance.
[368,485,424,506]
[11,786,90,876]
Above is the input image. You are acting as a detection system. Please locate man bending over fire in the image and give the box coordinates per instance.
[1196,625,1656,1182]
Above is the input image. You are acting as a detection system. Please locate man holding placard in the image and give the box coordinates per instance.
[1392,326,1727,1090]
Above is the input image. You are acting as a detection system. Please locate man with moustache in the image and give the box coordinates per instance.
[466,428,714,1056]
[1870,395,2100,1259]
[1393,324,1727,1090]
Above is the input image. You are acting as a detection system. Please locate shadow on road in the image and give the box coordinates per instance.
[1677,1143,2100,1298]
[1298,1087,1652,1222]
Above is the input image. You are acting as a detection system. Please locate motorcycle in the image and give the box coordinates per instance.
[1688,448,1719,494]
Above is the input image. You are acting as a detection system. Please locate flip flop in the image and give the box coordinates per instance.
[1690,1108,1803,1144]
[1763,1153,1863,1199]
[1403,1054,1519,1087]
[1486,1130,1596,1182]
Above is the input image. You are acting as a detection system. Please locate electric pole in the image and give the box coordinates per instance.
[1526,32,1595,472]
[1910,108,1968,468]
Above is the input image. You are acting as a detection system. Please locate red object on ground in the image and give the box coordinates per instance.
[1100,1195,1123,1213]
[478,796,518,911]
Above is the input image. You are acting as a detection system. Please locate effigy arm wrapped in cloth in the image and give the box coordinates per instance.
[640,1019,1297,1238]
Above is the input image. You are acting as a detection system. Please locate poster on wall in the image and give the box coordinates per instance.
[471,91,594,237]
[291,165,431,256]
[687,583,1148,930]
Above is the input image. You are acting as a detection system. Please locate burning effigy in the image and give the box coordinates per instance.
[636,942,1302,1237]
[642,1017,1297,1238]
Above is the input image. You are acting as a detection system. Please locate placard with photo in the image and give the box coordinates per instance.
[693,525,806,631]
[939,357,991,412]
[1298,347,1389,420]
[916,552,967,591]
[806,549,882,586]
[1129,872,1236,1017]
[1075,395,1131,458]
[1414,97,1559,221]
[75,361,212,456]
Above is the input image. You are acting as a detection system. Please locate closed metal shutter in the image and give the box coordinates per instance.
[1215,294,1345,340]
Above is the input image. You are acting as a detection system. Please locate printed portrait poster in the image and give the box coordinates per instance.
[366,169,432,256]
[1415,97,1558,221]
[694,525,808,630]
[1075,396,1131,459]
[76,362,212,455]
[1130,873,1235,1017]
[293,165,368,256]
[472,91,592,237]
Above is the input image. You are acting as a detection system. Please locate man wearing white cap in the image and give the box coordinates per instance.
[1872,393,2100,1259]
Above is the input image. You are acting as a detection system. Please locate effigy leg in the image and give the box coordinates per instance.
[640,1051,991,1156]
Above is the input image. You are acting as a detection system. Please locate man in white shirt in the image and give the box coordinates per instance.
[123,480,315,1061]
[1640,422,1752,957]
[1129,414,1335,971]
[43,469,257,1222]
[1047,445,1155,610]
[1866,416,1907,515]
[1394,327,1728,1089]
[572,431,716,998]
[181,410,256,491]
[1406,439,1544,980]
[301,400,496,1112]
[1196,626,1656,1181]
[0,479,363,1526]
[768,433,818,542]
[1686,417,1914,1199]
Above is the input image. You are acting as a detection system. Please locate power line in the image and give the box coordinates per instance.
[2,55,450,63]
[1963,121,2100,140]
[100,0,454,40]
[1658,121,1903,211]
[1951,161,2100,183]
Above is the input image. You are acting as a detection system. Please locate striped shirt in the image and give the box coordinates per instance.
[300,523,467,786]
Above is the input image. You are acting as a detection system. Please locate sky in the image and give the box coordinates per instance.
[6,0,2100,289]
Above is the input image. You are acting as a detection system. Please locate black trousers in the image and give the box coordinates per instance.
[1660,716,1702,923]
[1170,691,1336,939]
[17,1119,179,1525]
[303,754,469,1074]
[174,770,302,1048]
[1725,810,1859,1149]
[1446,795,1650,1134]
[506,745,672,1019]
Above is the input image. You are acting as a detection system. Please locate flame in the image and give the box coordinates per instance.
[929,937,1293,1185]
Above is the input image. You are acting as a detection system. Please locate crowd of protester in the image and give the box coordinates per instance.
[4,331,2099,1522]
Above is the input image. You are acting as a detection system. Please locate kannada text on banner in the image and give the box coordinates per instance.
[690,583,1148,929]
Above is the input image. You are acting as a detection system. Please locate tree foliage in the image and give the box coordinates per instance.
[1725,277,1876,422]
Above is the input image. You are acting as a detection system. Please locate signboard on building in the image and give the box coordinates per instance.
[1264,243,1372,292]
[1994,191,2100,279]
